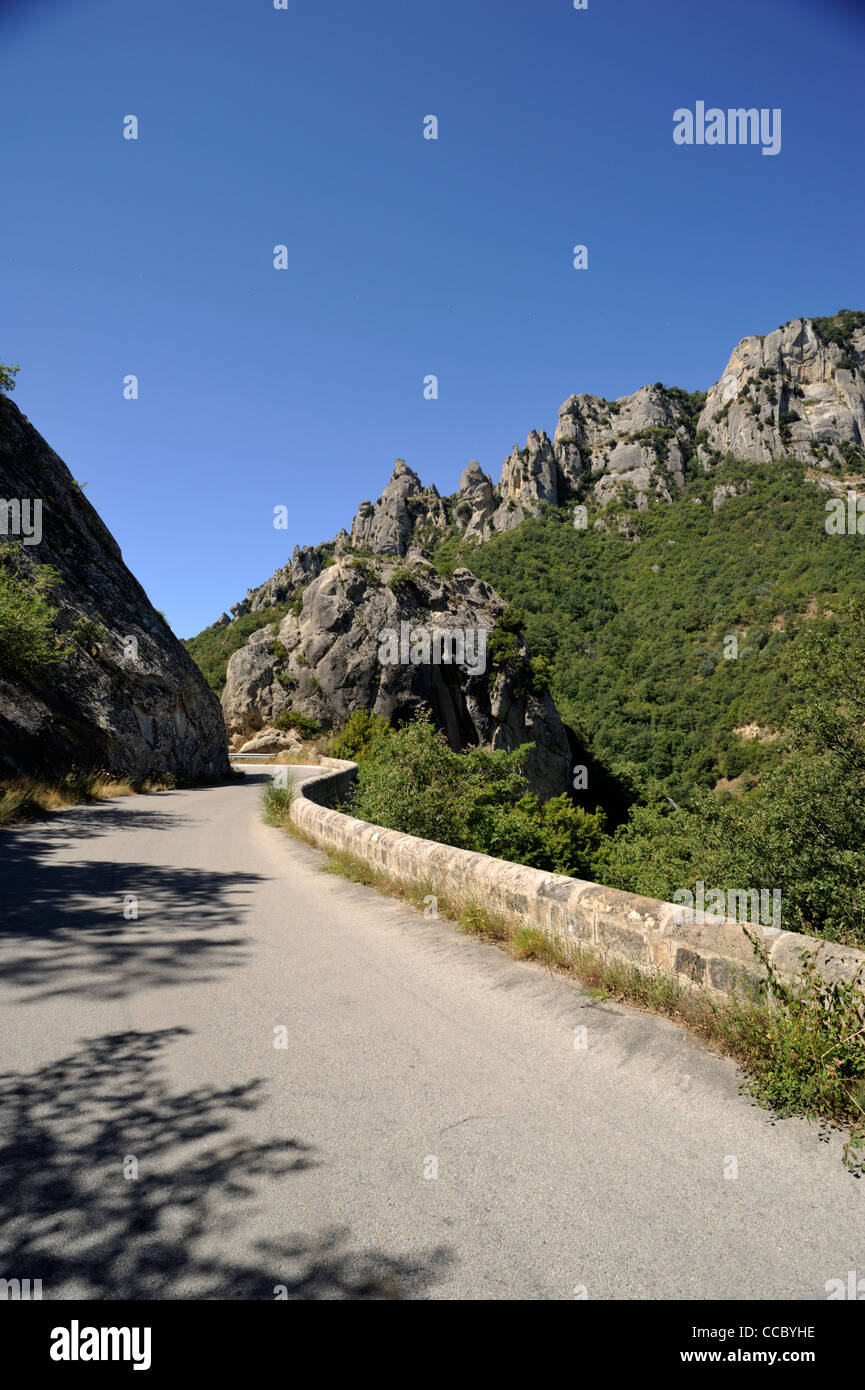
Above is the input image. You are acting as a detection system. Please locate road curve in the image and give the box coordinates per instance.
[0,769,861,1300]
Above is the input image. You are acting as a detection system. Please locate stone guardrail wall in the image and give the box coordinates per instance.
[289,758,865,1002]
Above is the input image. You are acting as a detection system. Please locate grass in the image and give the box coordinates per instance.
[267,799,865,1172]
[261,781,299,826]
[0,772,179,827]
[0,764,246,827]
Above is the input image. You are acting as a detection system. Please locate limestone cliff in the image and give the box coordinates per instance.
[696,314,865,467]
[0,395,229,781]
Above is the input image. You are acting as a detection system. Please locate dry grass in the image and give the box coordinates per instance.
[0,772,177,827]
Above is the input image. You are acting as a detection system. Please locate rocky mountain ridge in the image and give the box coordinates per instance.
[226,311,864,620]
[197,311,864,803]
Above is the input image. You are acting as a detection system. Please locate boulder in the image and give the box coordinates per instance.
[236,727,302,755]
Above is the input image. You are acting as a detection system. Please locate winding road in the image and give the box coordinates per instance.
[0,768,861,1300]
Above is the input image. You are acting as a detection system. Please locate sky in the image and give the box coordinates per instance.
[1,0,863,637]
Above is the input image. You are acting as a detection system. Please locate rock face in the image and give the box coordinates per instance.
[696,316,865,466]
[553,384,693,509]
[231,543,325,618]
[222,555,572,799]
[349,460,447,556]
[0,395,229,781]
[452,460,498,542]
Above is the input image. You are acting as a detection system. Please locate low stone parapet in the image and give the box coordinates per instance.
[288,759,865,1001]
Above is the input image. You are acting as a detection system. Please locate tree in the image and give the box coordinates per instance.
[600,600,865,947]
[0,363,19,394]
[0,549,68,678]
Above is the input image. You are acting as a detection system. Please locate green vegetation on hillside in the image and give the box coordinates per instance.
[274,708,322,738]
[329,709,392,762]
[811,308,865,353]
[183,603,292,694]
[598,600,865,948]
[344,711,606,878]
[436,457,865,803]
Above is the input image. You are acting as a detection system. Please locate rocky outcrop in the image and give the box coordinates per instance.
[0,395,229,781]
[452,460,498,541]
[495,429,559,525]
[349,460,447,556]
[696,315,865,466]
[222,555,572,798]
[231,543,326,619]
[553,385,693,510]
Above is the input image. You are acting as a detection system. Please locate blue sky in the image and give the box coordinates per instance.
[2,0,863,636]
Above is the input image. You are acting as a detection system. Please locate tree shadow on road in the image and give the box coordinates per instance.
[0,1028,453,1299]
[0,806,260,1002]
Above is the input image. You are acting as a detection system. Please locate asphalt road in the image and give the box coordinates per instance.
[0,768,861,1300]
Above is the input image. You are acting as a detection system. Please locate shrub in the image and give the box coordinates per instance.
[487,624,523,678]
[70,615,106,655]
[812,309,865,353]
[261,782,296,827]
[329,709,392,762]
[526,654,554,696]
[350,557,378,585]
[0,550,68,678]
[274,709,322,738]
[348,711,606,877]
[387,566,417,592]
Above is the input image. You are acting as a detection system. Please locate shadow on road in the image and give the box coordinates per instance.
[0,805,260,1003]
[0,1028,453,1299]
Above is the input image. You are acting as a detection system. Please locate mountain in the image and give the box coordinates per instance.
[0,395,229,782]
[186,311,865,801]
